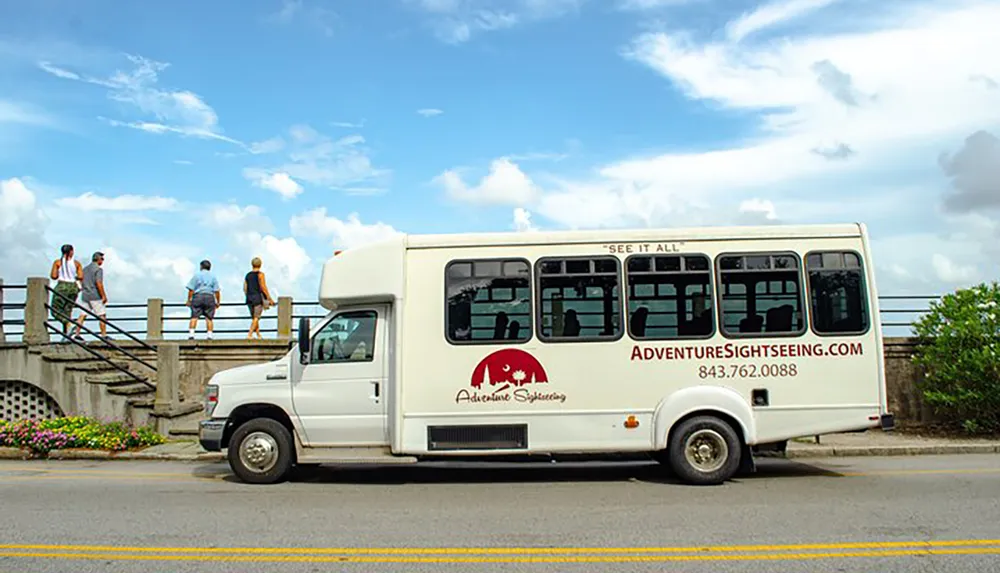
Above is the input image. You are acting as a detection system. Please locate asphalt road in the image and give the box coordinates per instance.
[1,454,999,573]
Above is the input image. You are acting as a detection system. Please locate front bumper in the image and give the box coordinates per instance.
[199,419,227,452]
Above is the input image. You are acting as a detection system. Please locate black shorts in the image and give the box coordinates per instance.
[190,293,217,319]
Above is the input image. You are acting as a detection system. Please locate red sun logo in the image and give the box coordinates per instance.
[471,349,549,389]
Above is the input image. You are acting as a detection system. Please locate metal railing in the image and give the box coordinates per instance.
[876,295,942,328]
[1,291,942,343]
[0,282,26,341]
[44,286,156,389]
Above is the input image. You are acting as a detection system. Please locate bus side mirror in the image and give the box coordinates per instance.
[298,317,311,365]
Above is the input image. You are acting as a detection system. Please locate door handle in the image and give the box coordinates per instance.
[371,380,380,401]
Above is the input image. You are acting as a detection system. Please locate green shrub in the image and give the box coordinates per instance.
[0,416,168,454]
[912,282,1000,434]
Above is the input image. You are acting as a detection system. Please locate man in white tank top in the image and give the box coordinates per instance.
[49,244,84,336]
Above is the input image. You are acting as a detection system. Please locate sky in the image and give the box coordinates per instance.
[1,0,999,316]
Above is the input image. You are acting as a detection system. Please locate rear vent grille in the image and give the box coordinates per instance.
[427,424,528,451]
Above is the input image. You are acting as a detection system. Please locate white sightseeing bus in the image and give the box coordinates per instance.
[199,223,893,485]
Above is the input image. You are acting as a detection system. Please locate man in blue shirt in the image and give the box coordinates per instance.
[186,259,221,340]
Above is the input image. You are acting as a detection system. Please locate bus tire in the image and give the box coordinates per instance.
[228,418,294,484]
[667,416,741,485]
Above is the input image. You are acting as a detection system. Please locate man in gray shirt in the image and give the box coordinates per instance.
[72,252,108,340]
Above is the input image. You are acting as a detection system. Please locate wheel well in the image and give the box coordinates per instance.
[667,409,747,449]
[222,403,296,449]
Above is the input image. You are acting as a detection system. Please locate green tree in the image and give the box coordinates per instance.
[912,282,1000,434]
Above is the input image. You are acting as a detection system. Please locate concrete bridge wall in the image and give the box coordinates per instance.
[1,337,937,428]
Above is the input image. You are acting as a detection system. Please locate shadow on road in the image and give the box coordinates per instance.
[195,457,843,486]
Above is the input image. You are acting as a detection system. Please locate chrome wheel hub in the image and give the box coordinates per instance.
[239,431,279,473]
[684,429,728,473]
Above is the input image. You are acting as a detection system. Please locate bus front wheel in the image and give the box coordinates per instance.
[667,416,741,485]
[228,418,294,484]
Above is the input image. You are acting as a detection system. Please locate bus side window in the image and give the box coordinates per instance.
[445,259,532,344]
[625,254,714,340]
[718,253,805,337]
[806,251,869,335]
[536,257,622,341]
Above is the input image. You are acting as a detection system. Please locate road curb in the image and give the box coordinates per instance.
[3,445,999,462]
[785,444,1000,458]
[0,447,225,462]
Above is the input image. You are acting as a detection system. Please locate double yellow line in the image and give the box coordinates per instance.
[2,539,998,563]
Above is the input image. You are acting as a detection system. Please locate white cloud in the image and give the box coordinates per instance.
[0,178,39,229]
[100,246,197,298]
[617,0,700,9]
[0,99,53,127]
[290,208,401,249]
[507,151,569,162]
[931,253,977,284]
[435,157,540,205]
[40,54,241,145]
[738,198,778,221]
[249,137,285,154]
[38,61,81,80]
[100,118,241,145]
[243,169,304,200]
[939,129,1000,213]
[408,0,580,43]
[0,179,49,281]
[485,1,1000,234]
[55,192,180,212]
[726,0,841,43]
[417,108,444,117]
[202,204,274,232]
[173,159,193,165]
[512,207,537,232]
[246,125,389,193]
[270,0,337,37]
[231,232,312,297]
[331,119,365,128]
[623,2,999,142]
[866,227,995,298]
[0,178,211,305]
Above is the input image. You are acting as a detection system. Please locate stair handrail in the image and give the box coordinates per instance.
[44,288,159,381]
[43,323,155,390]
[46,285,157,351]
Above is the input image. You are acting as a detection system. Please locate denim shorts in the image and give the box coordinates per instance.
[190,292,216,319]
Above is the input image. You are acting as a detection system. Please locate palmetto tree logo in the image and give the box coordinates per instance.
[471,349,549,392]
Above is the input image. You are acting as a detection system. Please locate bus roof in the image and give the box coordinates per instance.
[403,222,866,249]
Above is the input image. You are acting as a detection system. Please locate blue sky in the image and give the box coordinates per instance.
[1,0,999,310]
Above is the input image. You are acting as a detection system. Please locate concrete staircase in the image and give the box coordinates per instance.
[31,343,204,434]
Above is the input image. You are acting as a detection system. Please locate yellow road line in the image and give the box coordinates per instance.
[0,548,999,563]
[2,539,998,555]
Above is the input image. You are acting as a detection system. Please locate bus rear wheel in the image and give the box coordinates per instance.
[667,416,741,485]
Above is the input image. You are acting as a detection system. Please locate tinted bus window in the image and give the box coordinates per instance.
[626,255,714,339]
[806,251,869,334]
[537,257,621,341]
[718,253,804,336]
[446,259,531,344]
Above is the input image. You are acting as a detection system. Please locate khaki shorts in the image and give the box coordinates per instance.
[83,299,106,316]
